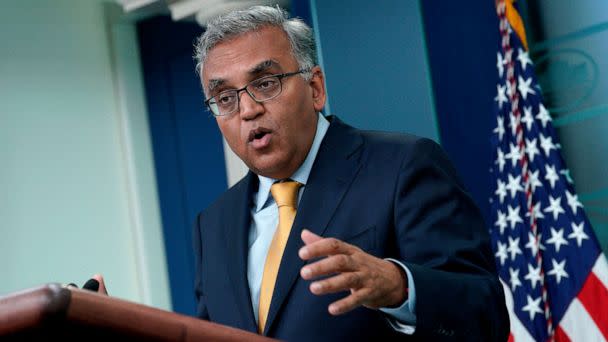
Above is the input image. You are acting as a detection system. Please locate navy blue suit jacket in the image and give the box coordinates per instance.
[193,116,509,341]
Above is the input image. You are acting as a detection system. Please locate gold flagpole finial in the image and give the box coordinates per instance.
[505,0,529,50]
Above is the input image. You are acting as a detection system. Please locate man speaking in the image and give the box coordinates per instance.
[192,5,509,341]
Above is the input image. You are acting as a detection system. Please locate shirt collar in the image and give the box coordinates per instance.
[254,113,330,212]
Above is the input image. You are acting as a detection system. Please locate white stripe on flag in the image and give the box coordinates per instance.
[592,254,608,290]
[501,279,535,342]
[559,298,607,342]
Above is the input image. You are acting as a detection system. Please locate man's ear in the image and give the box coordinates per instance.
[309,66,327,112]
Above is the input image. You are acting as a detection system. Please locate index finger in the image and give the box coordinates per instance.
[298,236,357,260]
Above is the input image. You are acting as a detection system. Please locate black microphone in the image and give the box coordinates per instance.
[82,278,100,292]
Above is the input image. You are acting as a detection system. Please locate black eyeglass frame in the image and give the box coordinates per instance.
[204,69,310,117]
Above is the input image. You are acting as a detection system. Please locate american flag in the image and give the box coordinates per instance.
[490,1,608,341]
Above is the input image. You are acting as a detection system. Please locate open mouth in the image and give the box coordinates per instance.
[248,127,272,149]
[248,127,271,142]
[254,131,267,140]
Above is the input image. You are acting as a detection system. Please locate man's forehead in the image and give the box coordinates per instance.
[204,28,290,71]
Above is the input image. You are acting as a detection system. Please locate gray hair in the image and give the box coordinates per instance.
[194,5,317,82]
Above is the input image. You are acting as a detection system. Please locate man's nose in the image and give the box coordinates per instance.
[238,90,264,120]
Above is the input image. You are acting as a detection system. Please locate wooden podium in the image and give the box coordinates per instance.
[0,284,274,341]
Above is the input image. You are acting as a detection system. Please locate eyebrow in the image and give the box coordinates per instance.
[249,59,280,75]
[207,79,225,95]
[206,59,281,95]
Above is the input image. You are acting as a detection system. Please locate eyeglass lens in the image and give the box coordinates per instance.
[210,75,282,116]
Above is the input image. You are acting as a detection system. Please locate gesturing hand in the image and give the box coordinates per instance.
[298,229,408,315]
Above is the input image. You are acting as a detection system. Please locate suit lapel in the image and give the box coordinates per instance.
[222,172,258,333]
[263,117,364,334]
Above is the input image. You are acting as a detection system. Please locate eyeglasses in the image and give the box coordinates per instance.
[205,69,309,117]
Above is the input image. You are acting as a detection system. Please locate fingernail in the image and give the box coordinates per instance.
[301,267,311,278]
[311,282,321,293]
[299,247,308,259]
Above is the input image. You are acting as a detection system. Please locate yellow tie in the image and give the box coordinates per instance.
[258,181,302,333]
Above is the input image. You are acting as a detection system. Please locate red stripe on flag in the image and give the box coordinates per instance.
[507,333,514,342]
[555,325,572,342]
[577,272,608,340]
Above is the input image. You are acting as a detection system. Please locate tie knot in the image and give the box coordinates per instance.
[270,181,302,208]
